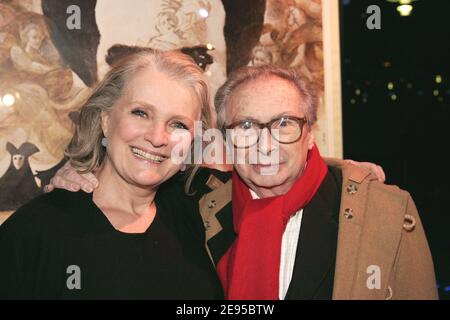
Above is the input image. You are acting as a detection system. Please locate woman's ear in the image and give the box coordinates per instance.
[101,111,109,137]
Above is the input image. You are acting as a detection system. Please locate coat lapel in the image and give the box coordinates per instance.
[285,168,341,299]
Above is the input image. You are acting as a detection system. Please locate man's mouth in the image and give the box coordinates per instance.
[253,163,281,176]
[130,147,167,164]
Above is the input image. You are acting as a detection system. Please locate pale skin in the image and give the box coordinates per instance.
[225,76,385,198]
[45,78,385,197]
[80,67,199,233]
[226,76,314,198]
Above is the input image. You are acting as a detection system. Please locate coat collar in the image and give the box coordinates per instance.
[199,179,234,265]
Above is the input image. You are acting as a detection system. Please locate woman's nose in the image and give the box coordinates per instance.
[144,121,169,148]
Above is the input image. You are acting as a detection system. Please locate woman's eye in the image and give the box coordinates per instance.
[131,109,147,118]
[172,121,189,130]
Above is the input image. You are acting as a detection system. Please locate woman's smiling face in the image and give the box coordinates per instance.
[101,67,200,189]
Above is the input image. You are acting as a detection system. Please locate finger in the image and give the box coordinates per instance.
[51,176,80,192]
[375,166,384,182]
[80,181,94,193]
[66,180,81,192]
[43,184,54,193]
[370,164,382,181]
[82,172,99,189]
[377,165,386,182]
[50,176,65,189]
[49,176,59,188]
[344,159,355,166]
[65,171,94,192]
[57,161,72,176]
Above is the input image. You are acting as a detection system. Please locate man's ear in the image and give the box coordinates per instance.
[306,129,315,150]
[101,111,109,137]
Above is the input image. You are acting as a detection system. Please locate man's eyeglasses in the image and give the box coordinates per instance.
[224,116,308,148]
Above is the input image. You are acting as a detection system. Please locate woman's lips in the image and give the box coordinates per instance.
[130,146,167,163]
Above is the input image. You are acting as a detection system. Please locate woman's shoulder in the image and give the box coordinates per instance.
[0,190,87,237]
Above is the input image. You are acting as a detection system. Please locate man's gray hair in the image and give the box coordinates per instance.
[214,65,319,130]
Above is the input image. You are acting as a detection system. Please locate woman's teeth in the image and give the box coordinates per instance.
[131,147,165,163]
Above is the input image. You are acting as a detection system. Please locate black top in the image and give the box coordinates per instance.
[0,174,223,299]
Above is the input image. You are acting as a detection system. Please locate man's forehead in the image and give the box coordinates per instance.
[238,76,294,92]
[228,77,302,110]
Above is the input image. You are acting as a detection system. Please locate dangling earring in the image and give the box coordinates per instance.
[101,137,107,147]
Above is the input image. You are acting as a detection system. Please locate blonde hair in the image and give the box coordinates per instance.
[65,49,213,193]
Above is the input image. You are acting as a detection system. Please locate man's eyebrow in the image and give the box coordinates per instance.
[270,112,297,119]
[233,112,299,123]
[231,116,260,122]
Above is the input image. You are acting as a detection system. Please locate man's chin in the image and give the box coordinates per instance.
[251,175,286,190]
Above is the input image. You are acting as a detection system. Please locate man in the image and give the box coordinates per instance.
[196,65,437,300]
[45,65,437,300]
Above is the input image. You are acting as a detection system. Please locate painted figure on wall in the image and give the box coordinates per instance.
[247,0,330,153]
[0,142,40,210]
[0,0,332,215]
[0,1,85,211]
[0,0,229,213]
[254,0,324,92]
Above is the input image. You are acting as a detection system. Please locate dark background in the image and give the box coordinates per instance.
[340,0,450,299]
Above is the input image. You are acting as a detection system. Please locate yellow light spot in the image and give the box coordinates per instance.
[387,82,394,90]
[433,90,439,97]
[391,94,397,101]
[206,43,214,50]
[397,4,413,16]
[435,75,442,84]
[355,89,361,96]
[399,0,412,4]
[2,94,15,106]
[350,99,356,104]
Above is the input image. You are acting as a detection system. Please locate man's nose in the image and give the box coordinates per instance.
[144,121,169,148]
[258,127,275,155]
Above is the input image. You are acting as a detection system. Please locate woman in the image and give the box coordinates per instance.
[0,49,223,299]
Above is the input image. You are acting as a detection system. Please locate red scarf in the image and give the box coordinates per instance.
[216,145,327,300]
